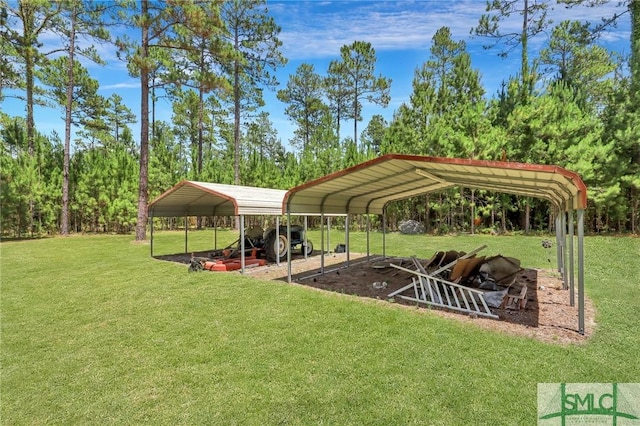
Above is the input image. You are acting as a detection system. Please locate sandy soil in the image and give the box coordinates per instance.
[159,251,596,345]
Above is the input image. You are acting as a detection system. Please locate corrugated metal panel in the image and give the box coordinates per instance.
[284,154,588,215]
[149,156,588,218]
[148,181,287,217]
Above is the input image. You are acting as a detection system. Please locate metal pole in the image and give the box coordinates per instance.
[577,208,585,335]
[276,216,280,267]
[320,212,325,274]
[184,215,188,254]
[240,215,245,274]
[555,212,563,279]
[286,213,292,277]
[568,208,575,307]
[345,214,350,266]
[366,213,370,260]
[287,210,292,283]
[150,210,154,257]
[561,210,567,290]
[382,208,387,258]
[304,215,308,260]
[327,216,331,253]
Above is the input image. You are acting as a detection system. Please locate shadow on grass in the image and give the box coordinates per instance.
[0,235,52,243]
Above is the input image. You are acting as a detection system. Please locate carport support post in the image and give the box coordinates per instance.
[568,208,575,306]
[562,210,568,290]
[287,211,292,283]
[327,216,331,254]
[150,211,154,257]
[304,216,308,259]
[578,208,585,335]
[561,210,568,289]
[382,208,387,259]
[555,212,564,281]
[240,215,245,274]
[276,217,280,267]
[366,213,370,259]
[320,212,325,274]
[345,214,350,266]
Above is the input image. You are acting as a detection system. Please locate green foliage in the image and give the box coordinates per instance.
[220,0,287,184]
[474,0,552,104]
[277,63,327,152]
[241,112,290,188]
[387,27,492,159]
[599,76,640,231]
[360,114,387,156]
[1,2,639,235]
[538,19,619,112]
[331,40,391,148]
[0,3,21,99]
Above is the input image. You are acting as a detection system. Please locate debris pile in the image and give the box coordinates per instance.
[387,245,528,317]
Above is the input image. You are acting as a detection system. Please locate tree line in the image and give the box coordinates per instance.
[1,0,638,237]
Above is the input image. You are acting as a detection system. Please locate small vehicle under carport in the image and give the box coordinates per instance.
[207,225,314,265]
[260,225,313,261]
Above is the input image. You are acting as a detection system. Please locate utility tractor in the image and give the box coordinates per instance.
[245,225,313,262]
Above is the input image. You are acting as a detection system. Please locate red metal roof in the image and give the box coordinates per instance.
[283,154,587,215]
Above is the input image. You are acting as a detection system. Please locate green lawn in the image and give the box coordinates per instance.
[1,231,639,425]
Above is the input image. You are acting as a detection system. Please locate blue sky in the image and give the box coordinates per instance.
[2,0,632,150]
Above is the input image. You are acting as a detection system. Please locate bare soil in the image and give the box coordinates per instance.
[158,251,596,345]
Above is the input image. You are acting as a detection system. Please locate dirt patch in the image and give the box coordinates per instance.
[158,251,596,345]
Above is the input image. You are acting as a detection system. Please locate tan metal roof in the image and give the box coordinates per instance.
[283,154,588,215]
[148,181,287,217]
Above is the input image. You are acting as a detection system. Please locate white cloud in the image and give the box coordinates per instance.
[273,1,492,59]
[99,81,140,90]
[273,0,631,60]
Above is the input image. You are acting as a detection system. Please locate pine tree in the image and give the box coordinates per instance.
[220,0,286,185]
[277,63,326,152]
[474,0,553,104]
[330,41,391,149]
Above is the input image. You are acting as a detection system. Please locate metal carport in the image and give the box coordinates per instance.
[148,180,287,273]
[283,154,588,334]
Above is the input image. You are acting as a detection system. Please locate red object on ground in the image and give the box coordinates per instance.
[211,262,242,271]
[210,258,266,271]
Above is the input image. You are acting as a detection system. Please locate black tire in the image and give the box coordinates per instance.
[265,233,288,261]
[300,240,313,255]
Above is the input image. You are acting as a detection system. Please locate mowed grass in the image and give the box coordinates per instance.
[1,231,639,425]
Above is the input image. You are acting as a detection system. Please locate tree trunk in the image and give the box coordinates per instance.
[135,0,150,241]
[233,26,241,186]
[521,0,530,104]
[196,80,205,230]
[353,80,359,149]
[61,7,77,236]
[25,26,35,236]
